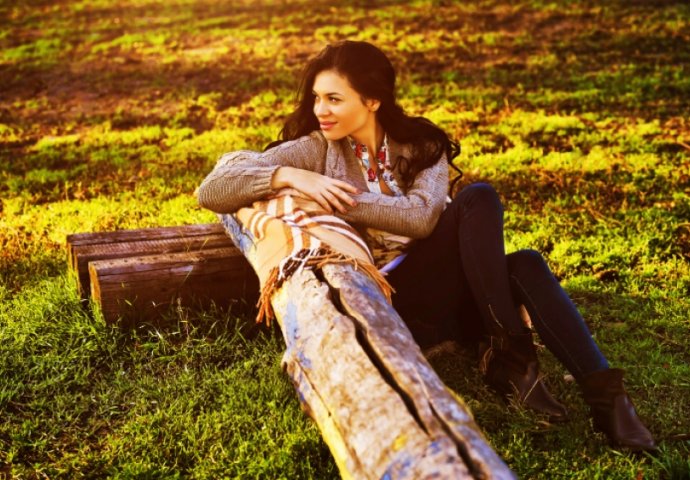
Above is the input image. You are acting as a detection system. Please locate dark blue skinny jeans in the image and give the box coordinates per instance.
[387,182,609,379]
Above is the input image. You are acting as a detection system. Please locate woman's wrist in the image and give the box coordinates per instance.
[271,166,294,190]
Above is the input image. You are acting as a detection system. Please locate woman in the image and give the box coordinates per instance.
[197,40,655,451]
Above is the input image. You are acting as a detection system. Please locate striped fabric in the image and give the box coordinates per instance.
[233,193,393,324]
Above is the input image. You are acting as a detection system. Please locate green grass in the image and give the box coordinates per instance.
[0,279,335,478]
[1,0,689,478]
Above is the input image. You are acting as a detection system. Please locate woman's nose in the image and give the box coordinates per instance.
[314,100,329,117]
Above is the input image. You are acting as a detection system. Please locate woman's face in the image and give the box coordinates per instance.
[312,69,380,143]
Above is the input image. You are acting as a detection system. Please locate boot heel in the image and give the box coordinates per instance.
[579,368,656,451]
[480,333,568,422]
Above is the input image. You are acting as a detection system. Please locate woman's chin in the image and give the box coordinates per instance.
[320,129,344,141]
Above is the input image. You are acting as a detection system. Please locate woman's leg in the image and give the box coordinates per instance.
[389,183,567,419]
[506,249,609,379]
[390,183,652,447]
[389,182,526,340]
[386,191,483,348]
[449,183,567,418]
[506,250,655,451]
[452,183,525,334]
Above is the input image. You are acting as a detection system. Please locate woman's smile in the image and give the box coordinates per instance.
[319,121,337,131]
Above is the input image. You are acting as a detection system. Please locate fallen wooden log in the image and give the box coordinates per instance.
[220,214,515,479]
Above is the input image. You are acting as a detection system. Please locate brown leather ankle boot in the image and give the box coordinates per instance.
[479,332,568,422]
[579,368,656,451]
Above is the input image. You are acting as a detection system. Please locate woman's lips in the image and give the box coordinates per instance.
[320,121,336,131]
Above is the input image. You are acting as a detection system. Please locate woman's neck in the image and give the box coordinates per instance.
[352,121,385,154]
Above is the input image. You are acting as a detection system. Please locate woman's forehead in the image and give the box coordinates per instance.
[313,70,354,94]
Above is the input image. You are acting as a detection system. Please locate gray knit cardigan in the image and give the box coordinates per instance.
[197,131,449,239]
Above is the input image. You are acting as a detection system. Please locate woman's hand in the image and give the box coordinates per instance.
[271,166,359,214]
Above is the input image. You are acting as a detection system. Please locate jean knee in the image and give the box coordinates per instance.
[507,249,551,279]
[453,182,502,212]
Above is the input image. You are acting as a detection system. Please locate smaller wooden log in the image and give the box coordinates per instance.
[88,247,259,326]
[67,223,232,298]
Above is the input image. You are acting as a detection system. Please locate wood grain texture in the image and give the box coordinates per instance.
[272,269,475,479]
[67,223,226,247]
[322,264,515,479]
[67,223,226,273]
[67,224,231,297]
[88,247,258,326]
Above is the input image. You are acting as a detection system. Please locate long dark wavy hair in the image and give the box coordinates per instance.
[266,40,462,190]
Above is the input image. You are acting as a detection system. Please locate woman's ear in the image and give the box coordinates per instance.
[365,98,381,112]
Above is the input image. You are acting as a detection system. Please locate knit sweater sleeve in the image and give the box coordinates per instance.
[197,132,328,213]
[338,156,449,239]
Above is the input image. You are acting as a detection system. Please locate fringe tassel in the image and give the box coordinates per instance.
[254,247,394,325]
[255,267,279,326]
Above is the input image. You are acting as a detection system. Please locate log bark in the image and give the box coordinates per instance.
[325,264,513,477]
[220,214,515,479]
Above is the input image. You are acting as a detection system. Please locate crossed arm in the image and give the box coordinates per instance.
[197,133,449,239]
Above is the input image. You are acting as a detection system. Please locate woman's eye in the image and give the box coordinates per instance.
[329,97,340,103]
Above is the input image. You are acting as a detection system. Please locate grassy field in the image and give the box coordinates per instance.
[1,0,689,478]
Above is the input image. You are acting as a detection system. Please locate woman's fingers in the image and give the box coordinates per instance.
[315,195,334,213]
[330,178,360,194]
[280,168,360,213]
[323,188,347,214]
[327,183,357,208]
